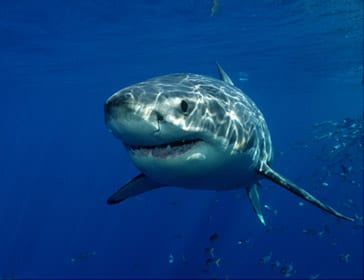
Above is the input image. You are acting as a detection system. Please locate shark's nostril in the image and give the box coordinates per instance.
[104,93,133,116]
[155,111,164,122]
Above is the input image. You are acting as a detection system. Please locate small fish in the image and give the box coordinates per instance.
[209,232,219,243]
[339,254,350,263]
[204,247,215,257]
[263,204,278,215]
[210,0,219,16]
[259,251,272,264]
[308,274,320,280]
[341,164,352,174]
[237,239,250,245]
[354,214,363,223]
[205,256,221,267]
[271,259,281,269]
[280,263,295,278]
[210,247,215,257]
[168,254,174,264]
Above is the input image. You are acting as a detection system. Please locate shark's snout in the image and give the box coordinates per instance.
[104,92,139,133]
[104,97,115,117]
[104,92,132,118]
[104,90,162,145]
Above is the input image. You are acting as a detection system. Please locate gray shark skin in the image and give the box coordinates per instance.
[104,64,353,224]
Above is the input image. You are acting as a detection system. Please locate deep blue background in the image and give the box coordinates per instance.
[0,0,363,279]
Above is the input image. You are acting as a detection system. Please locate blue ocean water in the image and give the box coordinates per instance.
[0,0,363,279]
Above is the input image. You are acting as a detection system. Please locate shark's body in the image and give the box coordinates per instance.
[104,65,353,224]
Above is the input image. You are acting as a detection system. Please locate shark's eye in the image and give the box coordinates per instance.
[180,100,188,114]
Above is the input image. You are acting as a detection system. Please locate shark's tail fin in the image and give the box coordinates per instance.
[260,163,354,222]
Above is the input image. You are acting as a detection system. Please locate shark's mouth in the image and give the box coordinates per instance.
[126,139,202,158]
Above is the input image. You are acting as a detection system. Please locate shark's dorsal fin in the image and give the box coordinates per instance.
[247,184,266,225]
[260,163,354,222]
[216,63,234,86]
[107,173,163,204]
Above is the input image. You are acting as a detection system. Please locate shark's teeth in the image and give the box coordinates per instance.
[166,144,172,153]
[127,139,201,158]
[127,139,200,150]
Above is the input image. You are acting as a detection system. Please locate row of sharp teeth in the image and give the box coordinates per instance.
[128,139,199,151]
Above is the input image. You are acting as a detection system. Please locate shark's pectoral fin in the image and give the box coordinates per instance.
[247,184,266,225]
[260,163,354,222]
[107,173,163,205]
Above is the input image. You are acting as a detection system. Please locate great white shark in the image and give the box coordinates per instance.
[104,64,353,224]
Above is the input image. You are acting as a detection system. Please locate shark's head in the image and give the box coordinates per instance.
[104,73,263,187]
